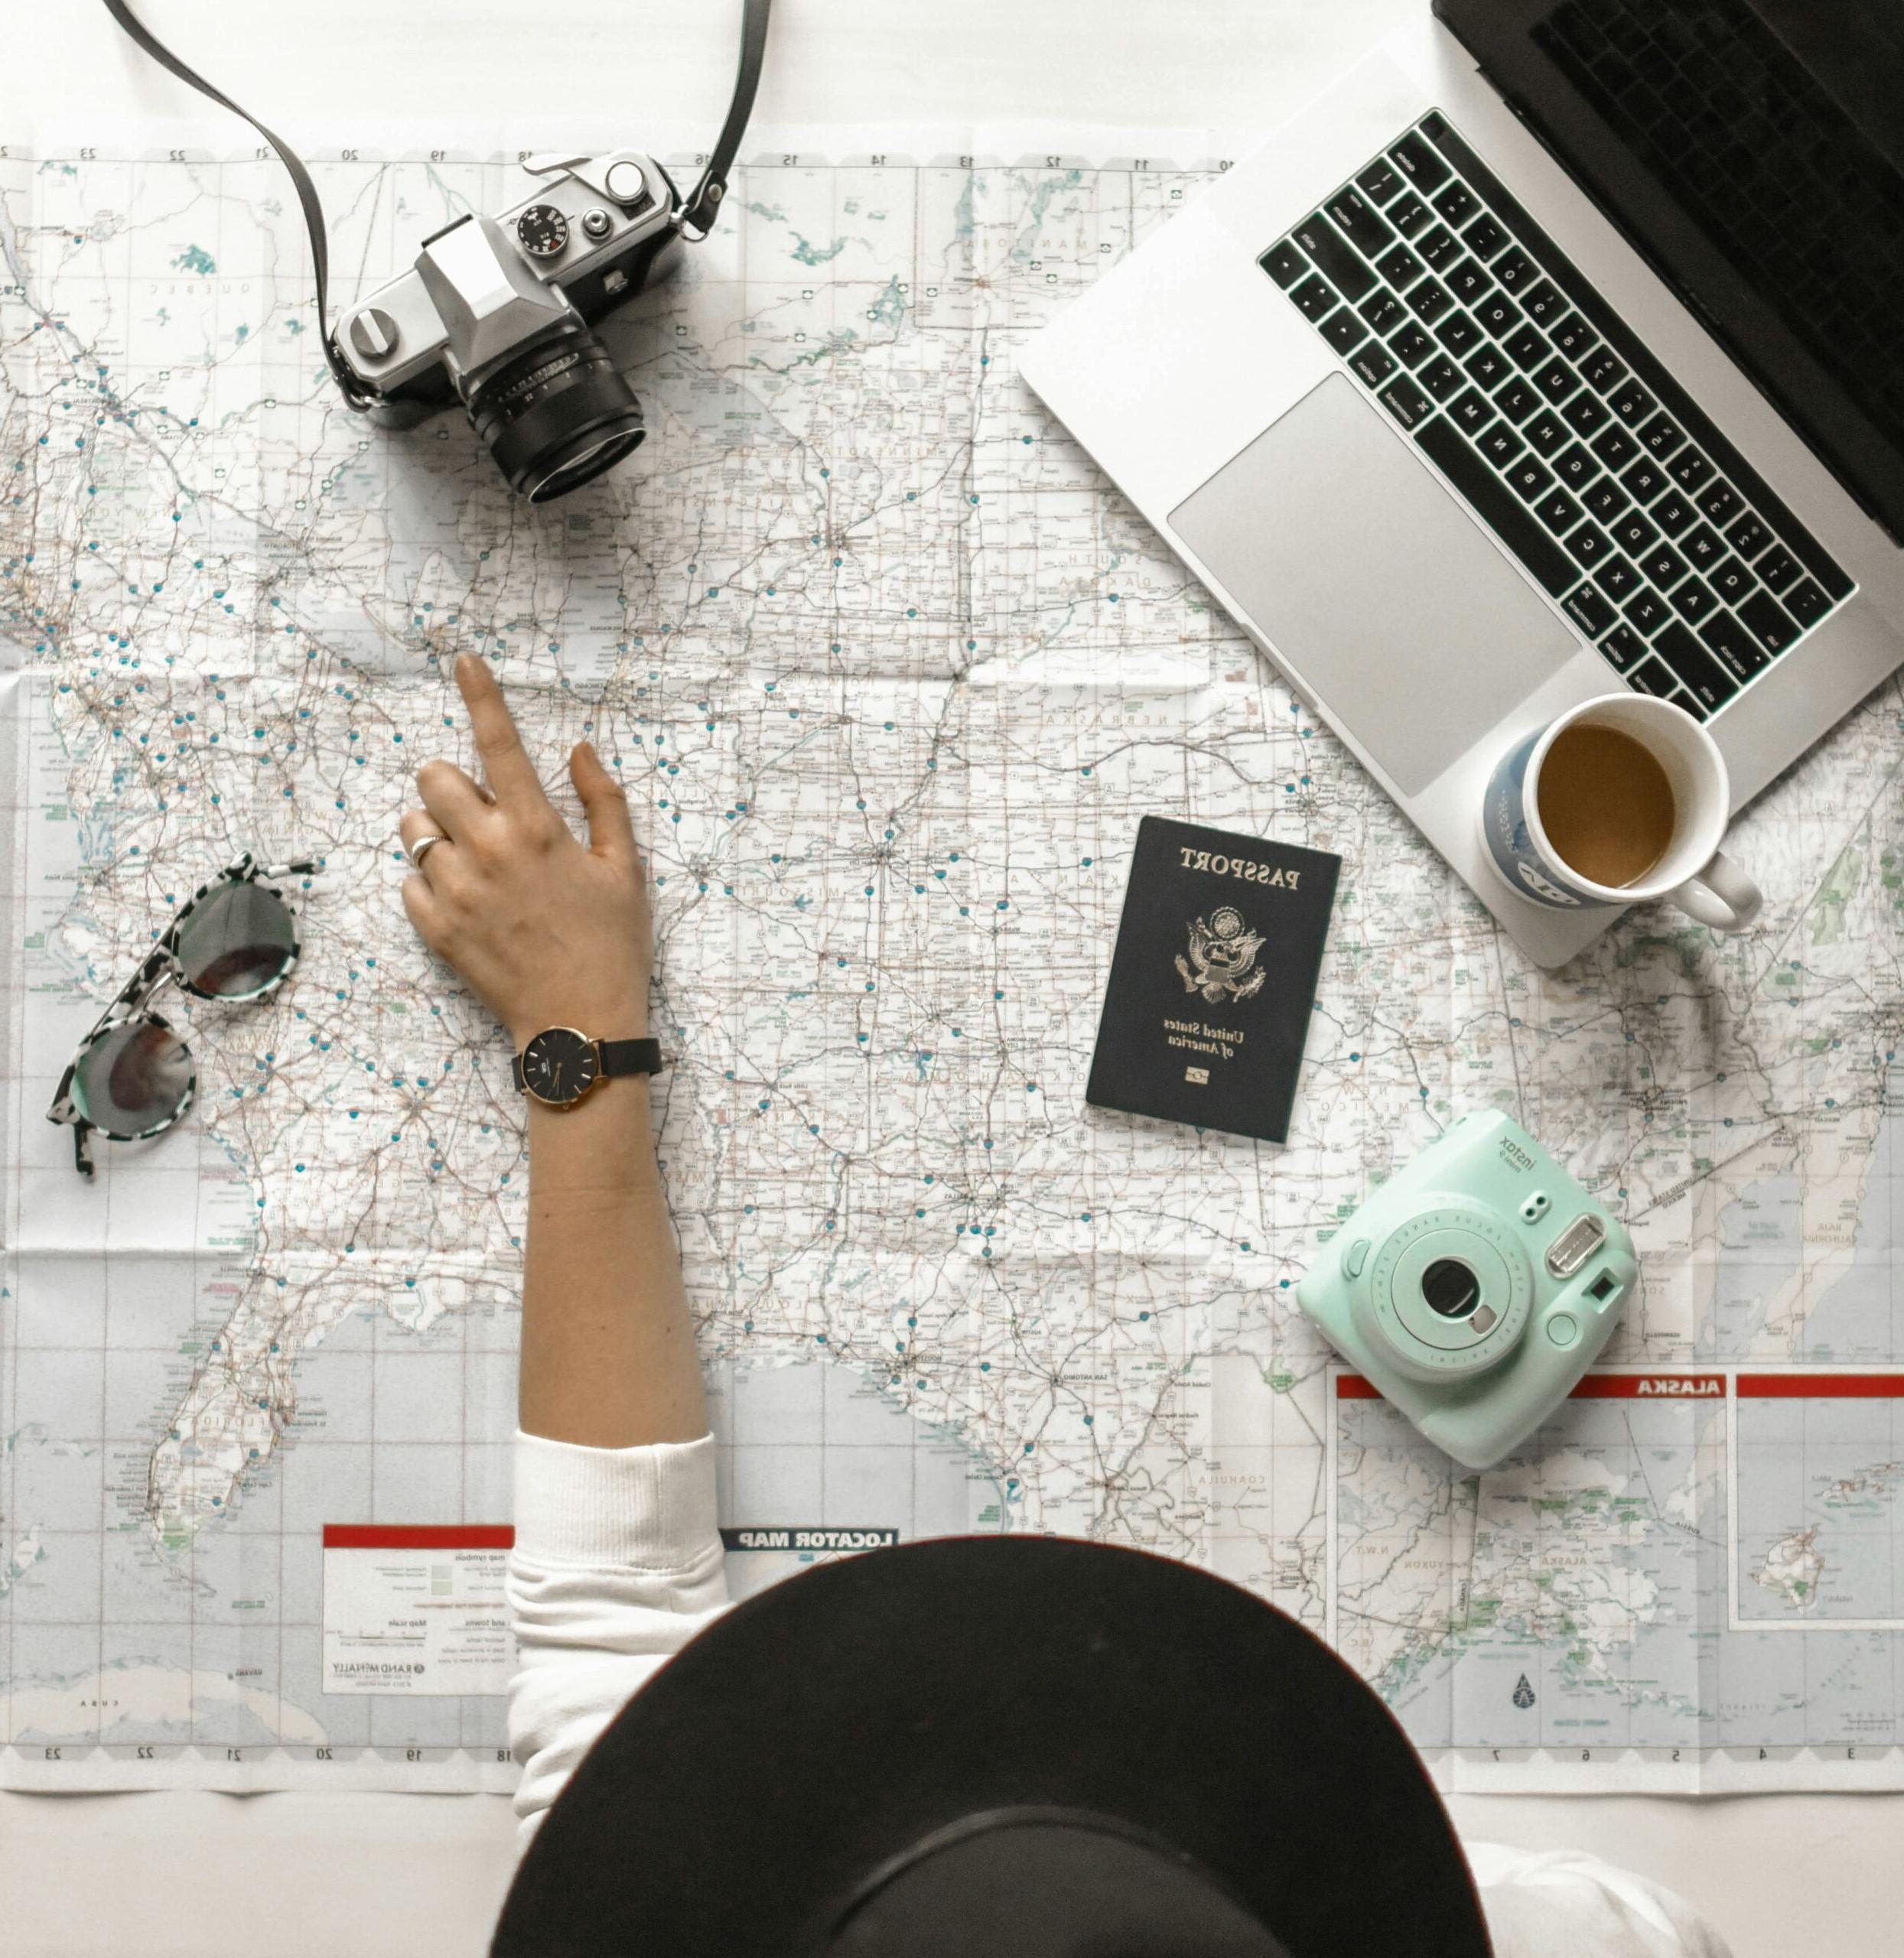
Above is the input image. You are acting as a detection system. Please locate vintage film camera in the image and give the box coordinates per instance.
[106,0,773,501]
[1297,1111,1636,1471]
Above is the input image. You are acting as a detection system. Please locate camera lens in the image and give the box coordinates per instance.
[465,322,646,502]
[1421,1257,1481,1320]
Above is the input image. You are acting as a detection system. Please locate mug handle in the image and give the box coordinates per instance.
[1671,851,1762,932]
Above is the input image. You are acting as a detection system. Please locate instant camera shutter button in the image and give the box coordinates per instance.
[348,307,400,360]
[1546,1312,1580,1349]
[581,207,614,241]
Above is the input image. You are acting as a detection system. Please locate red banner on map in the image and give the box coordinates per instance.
[321,1524,516,1550]
[1735,1374,1904,1399]
[1335,1373,1725,1400]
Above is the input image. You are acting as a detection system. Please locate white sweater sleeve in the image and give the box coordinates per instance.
[506,1428,731,1856]
[503,1434,1727,1956]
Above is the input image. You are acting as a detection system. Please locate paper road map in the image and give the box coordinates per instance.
[4,135,1904,1796]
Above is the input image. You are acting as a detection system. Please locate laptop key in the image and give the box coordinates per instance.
[1564,584,1617,637]
[1563,392,1609,437]
[1638,413,1685,460]
[1754,545,1800,594]
[1696,479,1743,527]
[1621,457,1668,503]
[1524,411,1570,458]
[1463,214,1508,260]
[1532,358,1580,404]
[1708,555,1756,606]
[1375,242,1425,289]
[1491,245,1537,291]
[1389,323,1435,368]
[1783,577,1831,629]
[1583,348,1628,392]
[1260,239,1308,288]
[1536,488,1584,535]
[1669,576,1719,626]
[1569,522,1611,568]
[1613,511,1659,557]
[1738,588,1802,654]
[1655,623,1738,714]
[1417,223,1461,272]
[1378,372,1434,430]
[1351,343,1398,389]
[1600,622,1649,671]
[1681,523,1723,571]
[1698,610,1771,685]
[1356,158,1403,205]
[1448,387,1492,432]
[1293,213,1376,303]
[1509,456,1555,500]
[1724,512,1772,560]
[1473,292,1522,338]
[1505,324,1550,370]
[1387,191,1430,238]
[1495,379,1540,424]
[1478,423,1525,468]
[1640,542,1688,587]
[1520,280,1564,327]
[1583,477,1629,524]
[1552,443,1596,489]
[1609,379,1657,424]
[1464,343,1510,389]
[1669,447,1714,493]
[1390,129,1450,193]
[1649,490,1695,537]
[1596,556,1641,603]
[1443,256,1493,305]
[1550,312,1600,360]
[1417,354,1463,402]
[1628,655,1678,699]
[1590,424,1637,471]
[1323,310,1369,356]
[1414,415,1578,598]
[1327,187,1395,257]
[1435,311,1483,357]
[1432,181,1479,228]
[1406,278,1454,327]
[1289,274,1337,321]
[1623,589,1671,636]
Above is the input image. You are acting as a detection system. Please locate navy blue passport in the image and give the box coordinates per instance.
[1085,818,1340,1145]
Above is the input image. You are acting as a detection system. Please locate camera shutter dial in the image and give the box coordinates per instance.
[515,203,571,259]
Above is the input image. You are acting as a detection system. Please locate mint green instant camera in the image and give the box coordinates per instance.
[1296,1111,1637,1471]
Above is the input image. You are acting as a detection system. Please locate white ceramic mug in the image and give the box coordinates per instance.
[1482,693,1762,932]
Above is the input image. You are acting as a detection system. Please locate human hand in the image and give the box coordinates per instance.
[399,655,650,1050]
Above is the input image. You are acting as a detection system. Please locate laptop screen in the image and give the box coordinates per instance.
[1435,0,1904,540]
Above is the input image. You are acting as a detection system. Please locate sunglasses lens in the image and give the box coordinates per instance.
[176,880,296,997]
[71,1019,193,1137]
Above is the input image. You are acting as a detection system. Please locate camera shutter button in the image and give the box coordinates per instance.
[1341,1237,1370,1279]
[581,207,614,241]
[1546,1312,1580,1349]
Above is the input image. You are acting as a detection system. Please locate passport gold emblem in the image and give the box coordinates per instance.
[1175,906,1265,1003]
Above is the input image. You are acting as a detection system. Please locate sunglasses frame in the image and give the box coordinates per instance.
[46,854,318,1176]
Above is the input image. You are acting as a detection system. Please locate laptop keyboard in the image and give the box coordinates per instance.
[1258,111,1855,720]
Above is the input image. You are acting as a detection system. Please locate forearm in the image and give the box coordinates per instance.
[519,1077,708,1448]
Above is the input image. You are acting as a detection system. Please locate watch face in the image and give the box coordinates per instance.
[521,1026,600,1105]
[515,203,570,259]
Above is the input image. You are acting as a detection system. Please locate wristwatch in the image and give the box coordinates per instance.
[512,1027,663,1107]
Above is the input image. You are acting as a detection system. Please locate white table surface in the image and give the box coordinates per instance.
[6,3,1902,1951]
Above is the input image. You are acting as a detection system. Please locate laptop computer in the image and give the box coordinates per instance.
[1021,0,1904,965]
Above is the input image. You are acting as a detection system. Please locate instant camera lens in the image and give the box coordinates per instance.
[466,322,646,503]
[1421,1257,1481,1320]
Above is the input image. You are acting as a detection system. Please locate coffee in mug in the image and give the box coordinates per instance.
[1482,693,1762,932]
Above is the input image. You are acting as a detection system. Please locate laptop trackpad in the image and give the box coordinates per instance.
[1168,373,1577,796]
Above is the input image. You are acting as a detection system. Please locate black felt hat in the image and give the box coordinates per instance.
[492,1535,1491,1958]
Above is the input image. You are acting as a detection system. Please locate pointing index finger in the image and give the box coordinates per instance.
[454,653,547,807]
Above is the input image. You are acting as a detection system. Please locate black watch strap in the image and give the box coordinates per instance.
[598,1037,664,1078]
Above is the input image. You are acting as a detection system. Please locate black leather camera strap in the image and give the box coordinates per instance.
[103,0,774,394]
[682,0,775,238]
[102,0,374,407]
